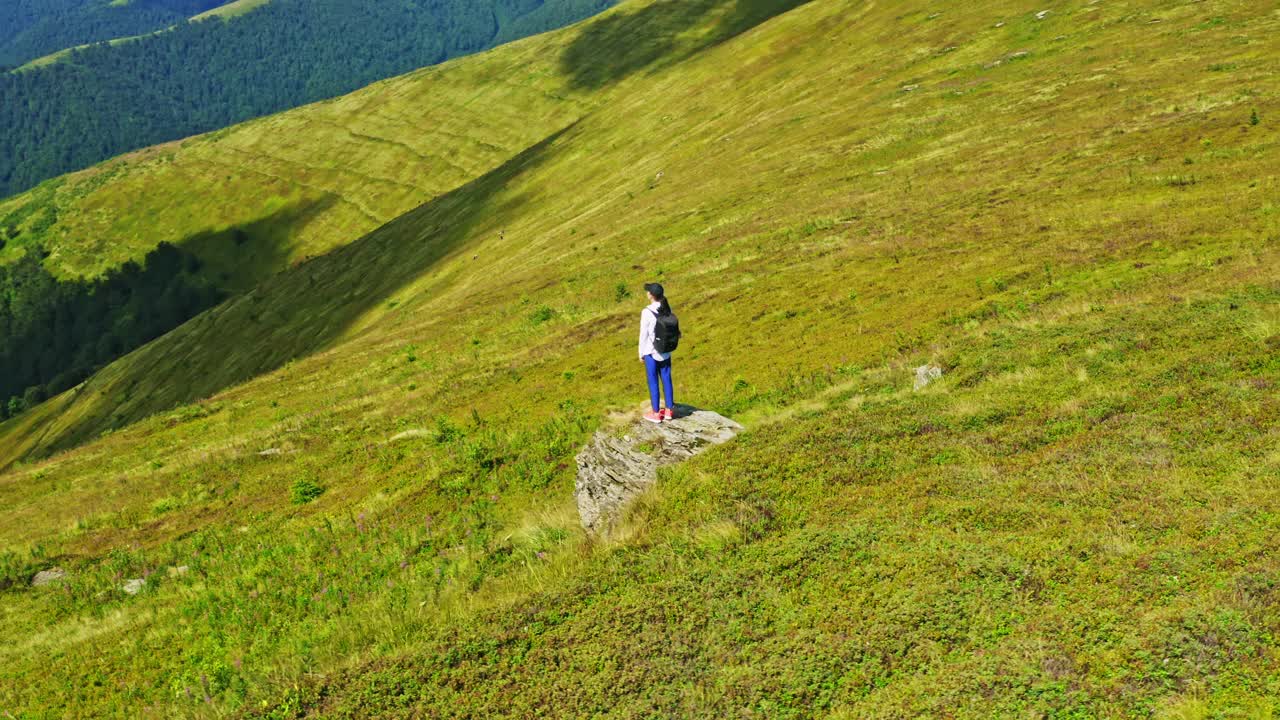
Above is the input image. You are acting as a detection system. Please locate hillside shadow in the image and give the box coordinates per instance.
[560,0,814,90]
[4,124,575,465]
[180,194,340,293]
[0,242,225,419]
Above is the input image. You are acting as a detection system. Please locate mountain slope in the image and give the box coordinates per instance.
[0,0,734,286]
[0,0,636,421]
[0,0,617,200]
[0,2,626,284]
[0,12,608,283]
[0,0,1277,716]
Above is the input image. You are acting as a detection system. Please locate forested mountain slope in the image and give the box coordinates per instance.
[0,0,1277,717]
[0,0,617,199]
[0,0,234,67]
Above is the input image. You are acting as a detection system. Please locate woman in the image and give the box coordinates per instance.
[638,282,677,423]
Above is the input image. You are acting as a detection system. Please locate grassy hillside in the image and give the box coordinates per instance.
[0,16,605,285]
[0,0,617,423]
[0,0,706,287]
[0,0,617,200]
[1,0,1278,717]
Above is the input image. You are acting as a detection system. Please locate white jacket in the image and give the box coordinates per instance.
[638,301,673,361]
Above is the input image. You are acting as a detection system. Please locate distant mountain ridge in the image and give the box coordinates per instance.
[0,0,234,67]
[0,0,617,199]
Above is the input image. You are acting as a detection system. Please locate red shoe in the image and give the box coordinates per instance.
[643,410,664,424]
[661,408,675,421]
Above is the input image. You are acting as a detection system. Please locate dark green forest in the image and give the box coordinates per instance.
[0,244,224,421]
[0,0,617,200]
[0,0,230,67]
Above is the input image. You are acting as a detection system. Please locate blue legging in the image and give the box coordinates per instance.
[644,355,674,412]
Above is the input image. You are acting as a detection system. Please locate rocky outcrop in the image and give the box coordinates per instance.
[574,407,742,537]
[31,567,66,587]
[914,365,942,390]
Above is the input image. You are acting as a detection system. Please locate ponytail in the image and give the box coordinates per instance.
[644,282,672,316]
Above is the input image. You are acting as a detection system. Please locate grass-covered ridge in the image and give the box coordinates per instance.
[0,0,618,200]
[0,0,617,283]
[0,0,1277,716]
[0,0,234,68]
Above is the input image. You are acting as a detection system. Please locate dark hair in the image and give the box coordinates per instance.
[645,282,672,316]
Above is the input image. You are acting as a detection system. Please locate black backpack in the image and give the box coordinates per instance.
[651,309,681,353]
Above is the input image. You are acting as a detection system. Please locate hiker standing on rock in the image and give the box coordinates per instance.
[638,282,681,423]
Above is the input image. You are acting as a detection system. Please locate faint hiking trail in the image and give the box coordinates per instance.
[574,406,742,537]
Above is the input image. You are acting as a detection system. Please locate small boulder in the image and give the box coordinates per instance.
[122,578,146,595]
[31,567,66,587]
[575,407,742,537]
[914,365,943,390]
[258,448,282,457]
[167,565,190,578]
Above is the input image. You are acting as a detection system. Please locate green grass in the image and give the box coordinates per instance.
[278,292,1280,716]
[0,0,1278,716]
[0,9,608,281]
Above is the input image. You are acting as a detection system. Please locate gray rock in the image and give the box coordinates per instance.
[258,448,282,457]
[574,407,742,537]
[167,565,190,578]
[31,567,66,587]
[914,365,943,390]
[122,578,146,595]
